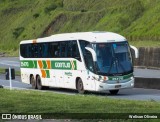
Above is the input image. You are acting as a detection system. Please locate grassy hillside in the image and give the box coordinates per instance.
[0,0,160,55]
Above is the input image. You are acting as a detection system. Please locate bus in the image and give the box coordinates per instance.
[20,32,138,94]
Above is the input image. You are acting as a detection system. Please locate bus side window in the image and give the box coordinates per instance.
[35,43,42,58]
[79,40,90,56]
[67,41,72,57]
[20,44,26,58]
[79,40,94,71]
[42,43,49,58]
[60,42,67,58]
[72,41,81,61]
[32,44,39,58]
[84,50,94,72]
[48,42,60,58]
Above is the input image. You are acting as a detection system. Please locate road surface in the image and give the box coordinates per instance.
[0,74,160,101]
[0,57,20,70]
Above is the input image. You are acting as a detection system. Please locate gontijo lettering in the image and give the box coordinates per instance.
[55,62,70,68]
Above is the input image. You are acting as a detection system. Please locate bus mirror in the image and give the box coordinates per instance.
[85,47,97,61]
[130,45,139,58]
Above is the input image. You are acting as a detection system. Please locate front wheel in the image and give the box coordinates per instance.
[109,90,119,95]
[77,79,85,94]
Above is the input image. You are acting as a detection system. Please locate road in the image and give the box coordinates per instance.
[0,57,160,101]
[0,57,20,71]
[0,74,160,101]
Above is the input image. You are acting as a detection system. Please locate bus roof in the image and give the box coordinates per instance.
[20,31,127,44]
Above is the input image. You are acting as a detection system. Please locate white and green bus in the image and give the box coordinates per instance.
[20,32,138,94]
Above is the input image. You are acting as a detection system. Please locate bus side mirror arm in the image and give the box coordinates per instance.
[85,47,97,61]
[130,45,139,58]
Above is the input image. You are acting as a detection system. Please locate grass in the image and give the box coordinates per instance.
[0,88,160,120]
[129,40,160,47]
[0,68,20,76]
[0,0,160,56]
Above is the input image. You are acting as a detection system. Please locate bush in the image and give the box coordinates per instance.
[81,9,87,12]
[44,0,63,14]
[12,27,25,39]
[33,13,40,18]
[45,4,57,14]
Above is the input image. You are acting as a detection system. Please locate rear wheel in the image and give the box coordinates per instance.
[109,90,119,95]
[37,76,44,90]
[77,79,85,94]
[31,75,37,89]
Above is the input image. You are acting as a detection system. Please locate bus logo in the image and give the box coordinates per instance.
[55,62,70,68]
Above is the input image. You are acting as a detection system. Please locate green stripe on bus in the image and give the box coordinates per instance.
[73,61,77,70]
[45,70,50,78]
[21,60,77,70]
[42,60,47,69]
[21,60,37,68]
[108,73,133,81]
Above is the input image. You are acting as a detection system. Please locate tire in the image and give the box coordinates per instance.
[109,90,119,95]
[77,78,85,94]
[37,76,44,90]
[31,75,37,89]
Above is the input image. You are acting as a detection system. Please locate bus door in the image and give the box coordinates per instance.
[55,70,64,88]
[63,70,73,88]
[83,48,96,91]
[48,70,57,87]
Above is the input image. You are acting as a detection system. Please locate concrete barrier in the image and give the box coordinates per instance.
[134,47,160,68]
[135,77,160,90]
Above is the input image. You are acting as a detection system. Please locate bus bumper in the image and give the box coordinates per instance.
[95,77,134,91]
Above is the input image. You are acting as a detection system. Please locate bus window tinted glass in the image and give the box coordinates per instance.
[20,40,81,61]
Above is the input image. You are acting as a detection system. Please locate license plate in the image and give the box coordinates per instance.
[115,85,121,88]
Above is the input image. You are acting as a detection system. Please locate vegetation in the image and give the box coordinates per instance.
[0,0,160,55]
[0,89,160,119]
[0,68,20,76]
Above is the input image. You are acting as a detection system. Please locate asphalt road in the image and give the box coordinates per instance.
[0,57,20,71]
[0,74,160,101]
[0,57,160,101]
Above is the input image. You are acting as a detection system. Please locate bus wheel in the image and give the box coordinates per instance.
[109,90,119,95]
[31,75,37,89]
[77,79,85,94]
[37,76,44,90]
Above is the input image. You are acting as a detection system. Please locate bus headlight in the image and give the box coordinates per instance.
[99,76,109,82]
[92,76,109,82]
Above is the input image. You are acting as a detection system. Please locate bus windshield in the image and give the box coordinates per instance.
[92,41,133,76]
